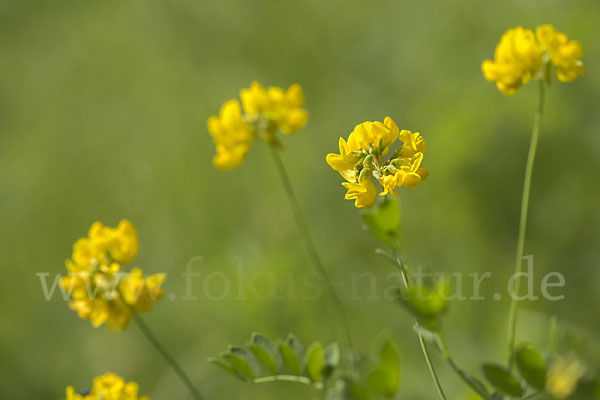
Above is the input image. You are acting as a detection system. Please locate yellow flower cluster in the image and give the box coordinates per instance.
[545,357,586,399]
[65,373,149,400]
[482,24,584,95]
[207,81,308,169]
[60,220,165,330]
[326,117,428,209]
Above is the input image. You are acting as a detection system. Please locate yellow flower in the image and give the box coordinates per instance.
[120,268,166,313]
[325,137,363,181]
[353,117,399,151]
[483,24,584,94]
[326,117,399,181]
[397,130,426,158]
[482,27,543,95]
[379,153,429,195]
[327,118,428,208]
[240,81,308,134]
[208,82,308,170]
[546,356,586,399]
[61,221,164,331]
[65,373,149,400]
[207,99,255,170]
[342,178,377,209]
[536,24,585,83]
[107,220,139,265]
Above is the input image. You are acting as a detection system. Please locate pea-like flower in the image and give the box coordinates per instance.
[326,117,428,209]
[65,372,149,400]
[207,81,309,170]
[207,99,254,170]
[60,220,165,330]
[545,356,586,399]
[536,24,585,83]
[482,24,584,95]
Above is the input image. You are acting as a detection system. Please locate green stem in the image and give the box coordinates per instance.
[548,315,558,353]
[418,332,448,400]
[269,146,354,354]
[392,244,447,400]
[133,313,203,400]
[507,80,546,369]
[252,374,322,389]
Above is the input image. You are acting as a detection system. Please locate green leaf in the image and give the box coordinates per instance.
[322,342,340,379]
[515,342,547,389]
[249,333,281,374]
[305,342,325,382]
[481,363,524,397]
[368,337,401,397]
[279,333,305,375]
[362,197,400,245]
[207,357,245,381]
[224,346,259,380]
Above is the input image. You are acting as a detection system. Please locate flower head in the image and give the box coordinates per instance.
[60,220,165,331]
[65,373,149,400]
[482,24,584,95]
[482,27,542,95]
[208,81,308,170]
[327,117,428,209]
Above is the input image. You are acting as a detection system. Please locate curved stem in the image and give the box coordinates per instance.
[392,244,447,400]
[133,313,203,400]
[507,80,546,369]
[252,374,322,389]
[269,146,354,354]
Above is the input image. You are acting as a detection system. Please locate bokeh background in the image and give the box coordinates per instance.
[1,0,599,398]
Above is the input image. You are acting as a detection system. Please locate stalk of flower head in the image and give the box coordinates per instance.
[482,24,584,370]
[207,81,355,358]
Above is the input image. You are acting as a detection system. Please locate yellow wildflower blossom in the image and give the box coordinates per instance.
[60,221,164,331]
[482,27,543,95]
[65,373,149,400]
[546,356,586,399]
[343,177,377,209]
[327,117,428,209]
[536,24,585,83]
[120,268,166,312]
[208,82,308,170]
[240,81,308,134]
[325,136,363,181]
[207,99,255,170]
[482,24,584,94]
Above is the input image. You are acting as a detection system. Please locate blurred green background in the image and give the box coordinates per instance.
[1,0,599,398]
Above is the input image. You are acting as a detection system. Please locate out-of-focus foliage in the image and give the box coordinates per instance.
[1,0,599,399]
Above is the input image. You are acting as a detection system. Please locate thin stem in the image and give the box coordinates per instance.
[507,80,546,369]
[252,374,322,389]
[133,313,203,400]
[392,243,447,400]
[269,146,354,353]
[548,315,558,353]
[418,332,448,400]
